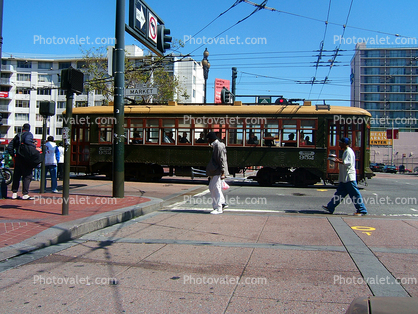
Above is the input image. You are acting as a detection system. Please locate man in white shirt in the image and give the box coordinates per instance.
[323,137,368,216]
[44,136,60,193]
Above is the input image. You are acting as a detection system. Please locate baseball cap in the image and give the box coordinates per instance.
[339,137,351,145]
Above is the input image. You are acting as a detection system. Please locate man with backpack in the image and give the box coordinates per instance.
[7,123,36,200]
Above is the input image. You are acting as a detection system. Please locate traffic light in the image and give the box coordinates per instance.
[275,97,288,105]
[61,66,84,94]
[221,87,231,104]
[232,67,237,80]
[157,25,172,54]
[39,101,55,117]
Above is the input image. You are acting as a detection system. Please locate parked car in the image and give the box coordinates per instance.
[370,163,385,172]
[383,165,397,173]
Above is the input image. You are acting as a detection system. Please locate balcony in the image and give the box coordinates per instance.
[1,64,14,72]
[0,104,10,112]
[0,78,12,86]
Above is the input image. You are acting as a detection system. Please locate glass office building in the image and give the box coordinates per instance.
[351,43,418,132]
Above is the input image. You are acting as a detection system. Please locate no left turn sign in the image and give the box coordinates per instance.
[148,12,157,43]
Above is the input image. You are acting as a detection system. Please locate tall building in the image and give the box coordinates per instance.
[351,43,418,167]
[351,43,418,132]
[0,45,204,146]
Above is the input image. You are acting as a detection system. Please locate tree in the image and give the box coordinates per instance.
[80,46,188,105]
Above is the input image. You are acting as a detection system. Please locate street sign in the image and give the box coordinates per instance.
[125,85,158,96]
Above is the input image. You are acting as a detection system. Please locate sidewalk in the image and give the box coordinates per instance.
[0,209,417,313]
[0,178,205,261]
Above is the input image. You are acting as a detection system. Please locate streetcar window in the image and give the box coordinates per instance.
[178,129,191,144]
[162,119,176,144]
[300,120,316,146]
[228,121,244,145]
[129,119,143,144]
[211,124,226,143]
[282,120,297,147]
[99,128,112,143]
[329,124,337,146]
[246,125,261,146]
[145,119,159,143]
[264,120,279,146]
[195,129,208,144]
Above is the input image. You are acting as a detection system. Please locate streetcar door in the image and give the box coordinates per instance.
[71,124,90,172]
[327,121,364,179]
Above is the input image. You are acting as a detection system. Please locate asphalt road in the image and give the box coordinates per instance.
[167,173,418,217]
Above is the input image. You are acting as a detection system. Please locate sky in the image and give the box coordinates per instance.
[3,0,418,104]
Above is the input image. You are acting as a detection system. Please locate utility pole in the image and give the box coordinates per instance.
[113,0,125,198]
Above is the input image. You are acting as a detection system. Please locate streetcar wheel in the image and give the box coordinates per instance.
[256,167,273,187]
[1,169,13,185]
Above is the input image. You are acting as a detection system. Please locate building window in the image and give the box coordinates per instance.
[37,88,52,95]
[17,60,32,68]
[59,62,72,69]
[16,87,31,94]
[58,89,66,95]
[57,101,66,109]
[17,73,31,81]
[38,61,53,70]
[15,113,29,121]
[77,61,87,69]
[38,74,53,83]
[16,100,30,108]
[56,128,63,135]
[35,127,50,135]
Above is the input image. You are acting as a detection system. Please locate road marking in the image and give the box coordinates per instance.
[316,189,328,192]
[169,207,284,213]
[410,208,417,212]
[351,226,376,236]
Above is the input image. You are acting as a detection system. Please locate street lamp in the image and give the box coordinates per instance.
[202,48,210,104]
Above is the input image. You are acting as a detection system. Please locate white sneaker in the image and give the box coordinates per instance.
[210,209,223,215]
[52,190,59,193]
[22,195,34,200]
[12,193,18,199]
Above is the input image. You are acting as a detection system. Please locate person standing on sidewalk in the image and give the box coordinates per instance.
[7,123,36,200]
[323,137,368,216]
[44,136,60,193]
[206,132,229,215]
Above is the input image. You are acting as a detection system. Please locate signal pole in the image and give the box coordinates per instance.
[113,0,125,198]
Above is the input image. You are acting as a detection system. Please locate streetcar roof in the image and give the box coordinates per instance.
[70,104,371,117]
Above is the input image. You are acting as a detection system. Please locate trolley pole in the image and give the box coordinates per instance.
[62,91,73,215]
[39,117,47,193]
[113,0,125,198]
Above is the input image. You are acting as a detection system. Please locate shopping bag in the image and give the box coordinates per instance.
[221,180,230,190]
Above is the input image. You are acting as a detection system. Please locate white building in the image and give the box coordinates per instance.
[0,45,205,146]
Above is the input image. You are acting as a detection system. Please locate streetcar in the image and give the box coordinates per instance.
[69,100,373,187]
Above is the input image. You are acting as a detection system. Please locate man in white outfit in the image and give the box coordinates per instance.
[206,132,229,214]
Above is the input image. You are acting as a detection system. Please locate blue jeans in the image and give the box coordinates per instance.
[45,165,58,191]
[327,181,368,214]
